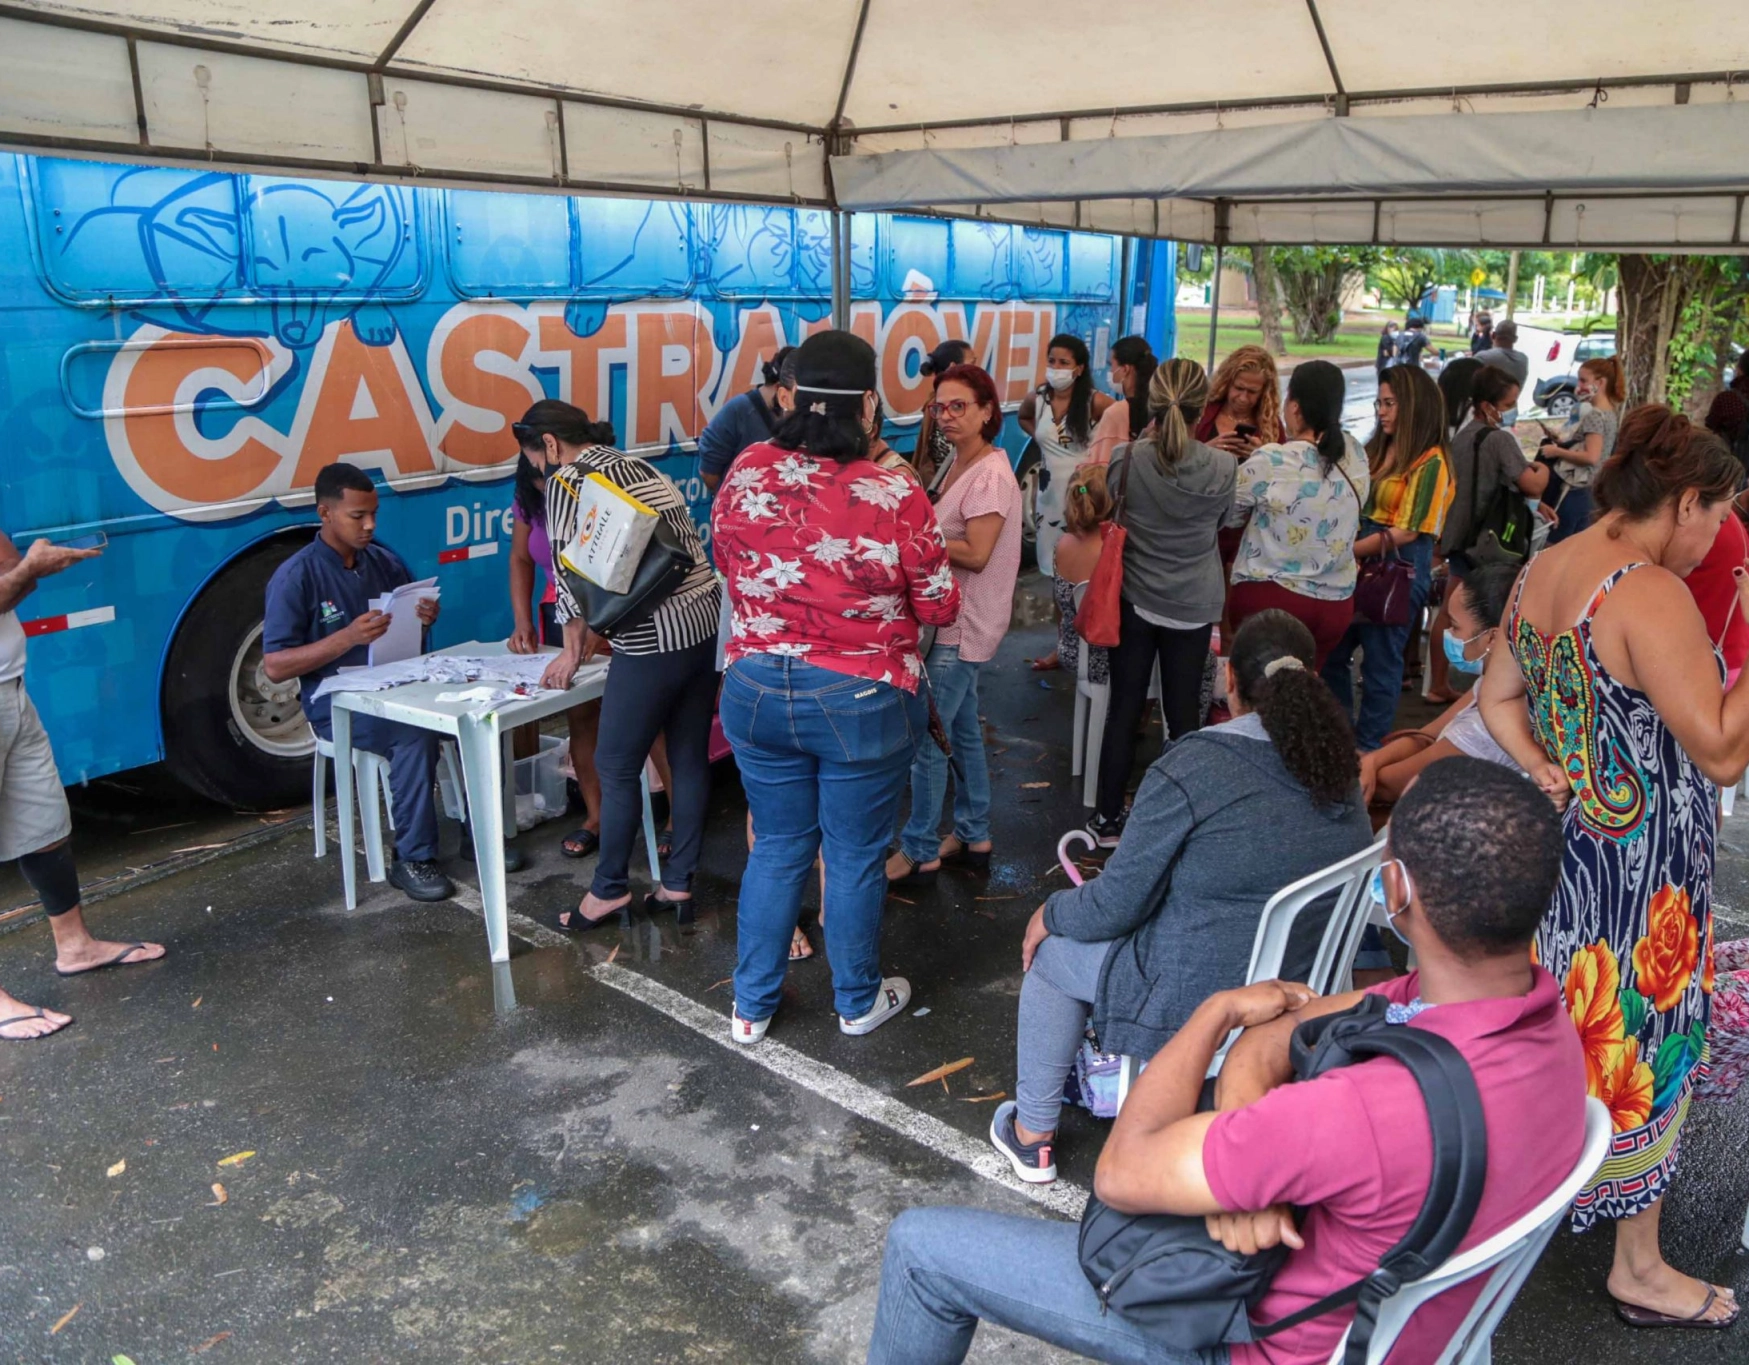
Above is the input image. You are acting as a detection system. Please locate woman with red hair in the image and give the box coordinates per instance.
[889,364,1022,886]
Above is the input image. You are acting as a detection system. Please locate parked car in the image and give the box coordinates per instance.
[1532,332,1617,418]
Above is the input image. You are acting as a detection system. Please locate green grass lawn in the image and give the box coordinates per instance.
[1173,310,1471,368]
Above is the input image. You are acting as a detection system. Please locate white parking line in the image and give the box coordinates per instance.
[453,886,1089,1217]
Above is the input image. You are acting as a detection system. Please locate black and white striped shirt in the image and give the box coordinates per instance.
[547,447,721,657]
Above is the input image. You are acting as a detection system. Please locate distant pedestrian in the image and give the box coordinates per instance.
[1474,319,1529,389]
[1375,319,1399,378]
[0,533,166,1040]
[1394,315,1431,371]
[1470,310,1494,354]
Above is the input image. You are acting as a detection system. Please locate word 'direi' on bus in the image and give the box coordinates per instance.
[445,503,516,547]
[103,298,1060,521]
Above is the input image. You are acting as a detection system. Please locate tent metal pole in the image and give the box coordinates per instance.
[1206,244,1225,373]
[831,211,850,328]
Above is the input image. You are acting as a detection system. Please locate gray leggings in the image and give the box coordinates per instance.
[1016,935,1114,1135]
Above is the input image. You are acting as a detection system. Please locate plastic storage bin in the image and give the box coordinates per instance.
[437,733,568,831]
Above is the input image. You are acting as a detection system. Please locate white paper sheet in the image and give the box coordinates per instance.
[366,577,439,667]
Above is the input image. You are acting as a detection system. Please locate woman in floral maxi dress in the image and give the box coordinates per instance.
[1482,406,1749,1329]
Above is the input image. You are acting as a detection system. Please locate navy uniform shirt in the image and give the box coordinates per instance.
[263,535,414,727]
[697,387,779,481]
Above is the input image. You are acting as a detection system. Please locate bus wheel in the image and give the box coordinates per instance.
[162,541,312,810]
[1017,446,1041,570]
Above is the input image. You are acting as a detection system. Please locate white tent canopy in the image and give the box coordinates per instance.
[3,0,1749,247]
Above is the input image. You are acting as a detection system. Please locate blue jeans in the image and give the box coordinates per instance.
[313,713,439,862]
[722,655,924,1022]
[868,1207,1225,1365]
[1321,530,1435,751]
[1548,482,1592,545]
[901,644,991,865]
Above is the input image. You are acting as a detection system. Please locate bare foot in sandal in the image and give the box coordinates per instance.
[0,987,71,1040]
[789,926,814,961]
[52,909,165,977]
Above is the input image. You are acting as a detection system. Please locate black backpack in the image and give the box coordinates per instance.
[1077,995,1488,1361]
[1459,427,1532,567]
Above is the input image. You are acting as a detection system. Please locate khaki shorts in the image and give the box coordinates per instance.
[0,680,71,863]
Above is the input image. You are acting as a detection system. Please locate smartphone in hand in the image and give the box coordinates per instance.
[56,532,108,552]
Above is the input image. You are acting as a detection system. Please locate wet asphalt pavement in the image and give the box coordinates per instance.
[1,599,1747,1363]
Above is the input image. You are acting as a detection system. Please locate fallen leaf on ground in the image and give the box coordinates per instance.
[49,1303,81,1334]
[216,1151,255,1168]
[113,1356,137,1365]
[172,843,230,854]
[962,1092,1008,1104]
[191,997,202,1009]
[605,944,620,965]
[106,1160,126,1178]
[1020,781,1051,789]
[209,1183,228,1205]
[974,895,1017,902]
[887,894,914,905]
[194,1332,233,1354]
[907,1057,974,1087]
[705,978,732,992]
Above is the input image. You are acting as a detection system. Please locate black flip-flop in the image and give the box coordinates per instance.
[547,904,626,935]
[0,1009,70,1040]
[655,829,673,860]
[939,840,992,873]
[1614,1287,1740,1329]
[560,827,600,859]
[56,942,157,978]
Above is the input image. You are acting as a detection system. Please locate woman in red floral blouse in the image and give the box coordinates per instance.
[713,331,961,1045]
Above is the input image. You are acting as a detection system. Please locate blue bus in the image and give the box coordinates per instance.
[0,153,1174,808]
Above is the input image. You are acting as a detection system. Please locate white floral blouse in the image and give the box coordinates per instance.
[1226,437,1371,601]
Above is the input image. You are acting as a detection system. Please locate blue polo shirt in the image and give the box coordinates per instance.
[263,534,414,728]
[697,388,779,481]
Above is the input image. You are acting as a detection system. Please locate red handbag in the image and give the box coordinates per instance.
[1077,455,1132,648]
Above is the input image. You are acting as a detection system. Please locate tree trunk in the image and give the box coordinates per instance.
[1503,251,1521,319]
[1249,247,1287,357]
[1617,255,1706,408]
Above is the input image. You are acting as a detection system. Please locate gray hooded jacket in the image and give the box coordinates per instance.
[1042,713,1373,1058]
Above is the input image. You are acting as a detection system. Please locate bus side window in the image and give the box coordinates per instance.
[30,158,242,301]
[447,190,572,298]
[949,220,1016,302]
[1068,233,1118,302]
[244,178,424,297]
[577,199,693,297]
[707,204,802,299]
[1015,228,1068,300]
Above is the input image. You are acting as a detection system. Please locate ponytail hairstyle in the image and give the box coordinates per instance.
[1111,335,1158,439]
[1063,461,1114,535]
[1580,355,1625,407]
[760,345,797,389]
[1367,363,1447,481]
[1437,356,1483,432]
[1229,609,1359,810]
[1284,359,1347,472]
[1142,356,1209,473]
[1593,404,1743,524]
[919,339,975,380]
[1046,332,1096,445]
[1468,365,1521,426]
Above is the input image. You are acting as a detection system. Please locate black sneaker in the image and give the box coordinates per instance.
[1088,813,1126,849]
[388,858,454,903]
[460,835,527,873]
[989,1100,1057,1184]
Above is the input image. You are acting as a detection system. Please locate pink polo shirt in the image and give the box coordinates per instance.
[1203,968,1586,1365]
[934,451,1022,664]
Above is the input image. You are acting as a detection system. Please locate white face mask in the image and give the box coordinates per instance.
[1044,368,1075,392]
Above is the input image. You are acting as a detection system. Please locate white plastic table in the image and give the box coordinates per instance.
[328,640,659,962]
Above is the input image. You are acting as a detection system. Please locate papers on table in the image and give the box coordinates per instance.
[311,652,609,705]
[366,578,439,667]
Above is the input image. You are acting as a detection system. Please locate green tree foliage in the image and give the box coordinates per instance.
[1370,248,1478,312]
[1271,247,1377,344]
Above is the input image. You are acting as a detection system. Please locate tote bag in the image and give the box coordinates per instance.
[1076,451,1132,648]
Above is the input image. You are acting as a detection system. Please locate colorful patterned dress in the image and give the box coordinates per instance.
[1509,563,1717,1229]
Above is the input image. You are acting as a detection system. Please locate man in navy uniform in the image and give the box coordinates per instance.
[263,463,454,902]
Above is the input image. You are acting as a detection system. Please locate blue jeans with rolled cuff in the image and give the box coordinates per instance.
[900,644,991,866]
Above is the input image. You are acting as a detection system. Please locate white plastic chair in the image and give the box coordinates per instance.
[1326,1097,1613,1364]
[1068,583,1162,809]
[1107,835,1390,1099]
[314,736,466,882]
[312,736,394,883]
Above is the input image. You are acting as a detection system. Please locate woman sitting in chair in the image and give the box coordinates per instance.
[992,611,1373,1185]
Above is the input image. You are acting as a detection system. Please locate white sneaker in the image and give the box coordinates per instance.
[731,1009,770,1045]
[839,977,911,1036]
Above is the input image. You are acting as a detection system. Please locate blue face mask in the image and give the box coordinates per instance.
[1370,860,1416,947]
[1442,630,1488,676]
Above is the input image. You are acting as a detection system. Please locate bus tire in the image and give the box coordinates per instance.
[161,539,312,810]
[1016,444,1041,570]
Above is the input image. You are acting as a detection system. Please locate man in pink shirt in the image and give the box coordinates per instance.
[867,758,1589,1364]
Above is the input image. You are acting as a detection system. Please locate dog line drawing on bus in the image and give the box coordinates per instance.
[50,166,409,353]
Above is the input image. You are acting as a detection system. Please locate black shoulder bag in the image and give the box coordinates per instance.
[1077,995,1488,1361]
[1462,429,1532,567]
[554,458,695,639]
